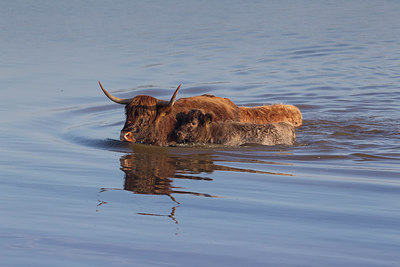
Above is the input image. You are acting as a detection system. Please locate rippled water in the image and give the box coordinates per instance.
[1,1,400,266]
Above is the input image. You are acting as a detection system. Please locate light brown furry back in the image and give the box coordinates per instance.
[239,104,302,127]
[175,95,239,121]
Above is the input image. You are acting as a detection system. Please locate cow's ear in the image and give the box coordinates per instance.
[204,113,213,124]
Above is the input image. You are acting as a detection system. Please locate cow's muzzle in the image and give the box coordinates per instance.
[175,131,186,143]
[120,131,135,143]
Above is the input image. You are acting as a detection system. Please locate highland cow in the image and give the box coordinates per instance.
[175,109,295,146]
[99,81,301,146]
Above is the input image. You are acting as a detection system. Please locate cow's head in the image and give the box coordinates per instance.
[175,109,213,143]
[99,81,181,144]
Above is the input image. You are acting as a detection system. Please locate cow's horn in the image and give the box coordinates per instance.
[167,84,181,107]
[98,81,132,105]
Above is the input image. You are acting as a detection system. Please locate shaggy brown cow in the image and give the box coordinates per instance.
[175,109,295,146]
[99,81,302,146]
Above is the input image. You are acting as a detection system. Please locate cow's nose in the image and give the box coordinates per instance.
[120,131,135,143]
[176,131,184,139]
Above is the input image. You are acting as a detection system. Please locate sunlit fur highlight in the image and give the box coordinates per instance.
[239,104,302,127]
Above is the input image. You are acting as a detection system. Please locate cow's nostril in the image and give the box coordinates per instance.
[122,132,135,143]
[176,131,186,140]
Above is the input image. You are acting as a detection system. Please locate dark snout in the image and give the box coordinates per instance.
[175,131,186,143]
[120,131,136,143]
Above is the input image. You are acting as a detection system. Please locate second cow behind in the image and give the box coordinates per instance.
[175,109,295,146]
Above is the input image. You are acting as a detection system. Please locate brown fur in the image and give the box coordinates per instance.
[239,104,302,127]
[121,94,241,145]
[175,109,295,146]
[114,90,301,146]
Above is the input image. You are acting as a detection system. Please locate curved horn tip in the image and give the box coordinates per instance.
[176,84,182,93]
[98,81,132,105]
[98,81,107,92]
[168,84,181,107]
[173,84,182,97]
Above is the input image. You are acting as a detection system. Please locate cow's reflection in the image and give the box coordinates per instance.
[100,144,292,222]
[120,145,217,203]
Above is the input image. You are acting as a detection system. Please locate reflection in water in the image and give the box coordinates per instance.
[137,207,179,225]
[100,144,293,222]
[120,145,217,201]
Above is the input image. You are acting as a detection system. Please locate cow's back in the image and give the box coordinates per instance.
[174,95,239,121]
[239,104,302,127]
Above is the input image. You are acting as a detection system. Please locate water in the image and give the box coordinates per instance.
[1,1,400,266]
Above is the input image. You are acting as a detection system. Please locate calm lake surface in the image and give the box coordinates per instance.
[1,1,400,266]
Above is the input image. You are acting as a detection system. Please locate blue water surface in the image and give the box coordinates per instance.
[1,1,400,266]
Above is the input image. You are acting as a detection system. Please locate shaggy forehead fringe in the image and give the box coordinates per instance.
[125,95,158,115]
